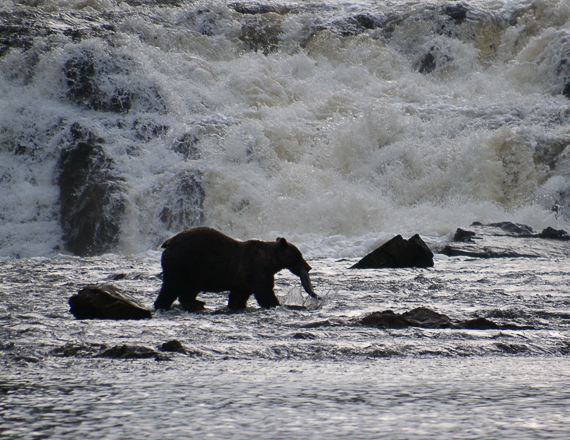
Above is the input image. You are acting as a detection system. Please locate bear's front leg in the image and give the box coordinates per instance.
[228,290,252,310]
[179,297,205,312]
[154,280,183,310]
[253,289,280,308]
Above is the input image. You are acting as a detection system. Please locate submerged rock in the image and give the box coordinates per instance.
[159,340,188,354]
[361,307,453,329]
[69,285,152,320]
[360,307,531,330]
[351,234,434,269]
[96,344,163,359]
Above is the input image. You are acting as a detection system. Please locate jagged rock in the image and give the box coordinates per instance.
[69,285,152,320]
[57,131,125,256]
[350,234,434,269]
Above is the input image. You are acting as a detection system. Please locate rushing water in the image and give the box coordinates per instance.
[2,0,570,438]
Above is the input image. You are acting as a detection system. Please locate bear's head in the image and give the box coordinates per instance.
[276,237,317,298]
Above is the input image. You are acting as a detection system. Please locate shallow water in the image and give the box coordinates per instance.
[2,252,570,438]
[2,0,570,437]
[3,357,570,439]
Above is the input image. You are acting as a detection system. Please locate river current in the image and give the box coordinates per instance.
[2,0,570,438]
[2,250,570,438]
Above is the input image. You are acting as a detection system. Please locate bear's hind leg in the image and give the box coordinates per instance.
[228,290,252,310]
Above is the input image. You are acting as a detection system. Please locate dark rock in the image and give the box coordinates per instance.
[96,344,161,359]
[360,308,531,330]
[159,340,188,354]
[360,307,454,329]
[402,307,453,328]
[292,332,318,340]
[240,16,282,54]
[172,132,200,160]
[538,227,570,240]
[350,234,434,269]
[460,317,499,329]
[564,82,570,100]
[453,228,476,242]
[133,118,170,141]
[360,310,413,329]
[229,2,291,15]
[57,136,125,256]
[354,14,378,30]
[494,343,529,354]
[418,52,436,74]
[69,285,152,320]
[65,53,132,113]
[52,342,106,357]
[444,3,469,23]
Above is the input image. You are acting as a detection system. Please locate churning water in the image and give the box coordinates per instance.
[1,0,570,438]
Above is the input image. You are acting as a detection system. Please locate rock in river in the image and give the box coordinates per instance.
[69,284,152,320]
[350,234,434,269]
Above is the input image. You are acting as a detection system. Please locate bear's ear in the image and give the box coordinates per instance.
[276,237,288,248]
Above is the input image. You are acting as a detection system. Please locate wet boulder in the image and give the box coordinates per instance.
[360,307,531,330]
[57,132,125,256]
[453,228,476,242]
[440,222,570,259]
[360,310,413,329]
[361,307,452,329]
[96,344,165,359]
[538,227,570,240]
[159,340,188,354]
[350,234,434,269]
[69,285,152,320]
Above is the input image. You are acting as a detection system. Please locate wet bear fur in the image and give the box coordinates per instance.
[154,227,312,311]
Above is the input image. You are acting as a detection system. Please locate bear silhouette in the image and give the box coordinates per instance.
[154,227,316,311]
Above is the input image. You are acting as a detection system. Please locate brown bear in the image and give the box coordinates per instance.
[154,227,317,311]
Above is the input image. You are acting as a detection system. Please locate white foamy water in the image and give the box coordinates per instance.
[1,0,570,257]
